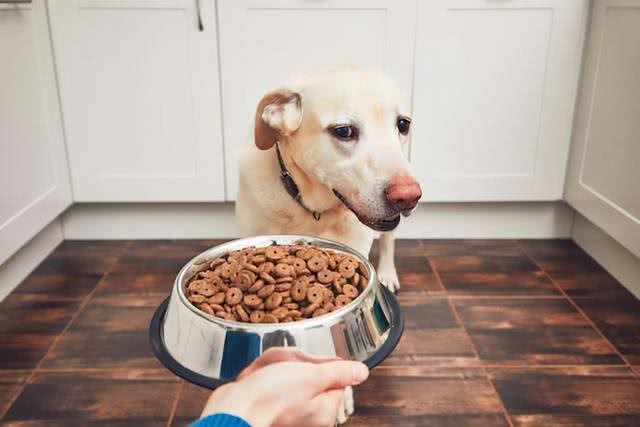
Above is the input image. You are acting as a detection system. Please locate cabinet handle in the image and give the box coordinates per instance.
[0,0,32,3]
[195,0,204,31]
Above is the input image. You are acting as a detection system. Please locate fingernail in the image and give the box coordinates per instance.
[352,363,369,383]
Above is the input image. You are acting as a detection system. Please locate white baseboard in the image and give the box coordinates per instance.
[0,219,63,301]
[61,202,575,240]
[572,214,640,299]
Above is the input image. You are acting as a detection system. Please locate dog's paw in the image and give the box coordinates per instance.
[336,386,354,425]
[377,266,400,293]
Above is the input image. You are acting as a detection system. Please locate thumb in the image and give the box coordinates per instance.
[304,360,369,395]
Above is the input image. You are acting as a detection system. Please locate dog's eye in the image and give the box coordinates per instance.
[330,125,358,141]
[397,117,411,135]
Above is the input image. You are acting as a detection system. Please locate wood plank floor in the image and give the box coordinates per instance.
[1,239,639,426]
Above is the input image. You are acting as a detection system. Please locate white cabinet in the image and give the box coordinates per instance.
[48,0,225,201]
[565,0,640,258]
[0,0,72,265]
[411,0,588,201]
[218,0,417,199]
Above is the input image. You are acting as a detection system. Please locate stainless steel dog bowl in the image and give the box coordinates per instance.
[150,235,404,389]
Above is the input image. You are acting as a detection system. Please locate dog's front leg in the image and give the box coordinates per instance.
[377,231,400,292]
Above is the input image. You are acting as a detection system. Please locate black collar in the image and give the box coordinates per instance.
[276,144,322,221]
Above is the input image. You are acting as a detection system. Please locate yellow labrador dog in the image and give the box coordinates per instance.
[235,66,422,423]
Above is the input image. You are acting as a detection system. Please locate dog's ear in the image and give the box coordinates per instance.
[254,89,302,150]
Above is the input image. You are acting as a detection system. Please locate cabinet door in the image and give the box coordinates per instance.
[565,0,640,257]
[412,0,587,201]
[48,0,225,201]
[0,0,71,265]
[218,0,417,199]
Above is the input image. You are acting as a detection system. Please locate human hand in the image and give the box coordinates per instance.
[200,348,369,427]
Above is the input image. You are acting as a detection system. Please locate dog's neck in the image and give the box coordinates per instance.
[275,143,342,216]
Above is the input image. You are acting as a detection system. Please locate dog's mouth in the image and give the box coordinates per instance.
[333,190,401,232]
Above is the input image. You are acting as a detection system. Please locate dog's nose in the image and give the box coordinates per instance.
[385,175,422,212]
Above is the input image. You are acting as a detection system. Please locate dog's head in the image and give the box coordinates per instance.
[254,66,422,232]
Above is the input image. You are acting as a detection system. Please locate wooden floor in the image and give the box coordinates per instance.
[1,239,639,426]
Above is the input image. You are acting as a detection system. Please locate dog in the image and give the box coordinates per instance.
[235,65,422,423]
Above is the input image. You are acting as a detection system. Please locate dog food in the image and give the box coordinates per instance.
[185,244,369,323]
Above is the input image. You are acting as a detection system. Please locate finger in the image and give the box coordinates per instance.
[243,360,369,400]
[238,347,341,379]
[305,389,345,427]
[312,361,369,392]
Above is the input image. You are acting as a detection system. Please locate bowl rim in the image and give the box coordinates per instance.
[174,235,379,331]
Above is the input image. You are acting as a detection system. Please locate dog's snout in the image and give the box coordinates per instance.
[385,175,422,212]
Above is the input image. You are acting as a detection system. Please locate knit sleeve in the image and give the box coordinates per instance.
[190,413,251,427]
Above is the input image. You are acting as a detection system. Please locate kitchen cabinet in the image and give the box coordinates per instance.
[48,0,225,201]
[565,0,640,258]
[0,0,72,265]
[411,0,588,201]
[217,0,417,200]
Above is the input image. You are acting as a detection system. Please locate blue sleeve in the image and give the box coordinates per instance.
[190,413,251,427]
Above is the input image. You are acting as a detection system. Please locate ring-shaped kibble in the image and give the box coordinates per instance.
[243,263,260,274]
[209,303,224,312]
[197,281,217,296]
[266,246,287,261]
[235,305,250,322]
[275,282,292,292]
[288,310,302,318]
[306,285,325,303]
[218,263,233,279]
[342,284,359,299]
[262,313,278,323]
[324,302,335,312]
[276,276,293,283]
[252,254,267,264]
[225,287,243,306]
[237,272,254,291]
[188,279,205,292]
[343,256,358,266]
[250,310,264,323]
[350,272,360,287]
[358,262,369,278]
[291,281,308,302]
[208,292,226,305]
[300,249,314,261]
[282,256,297,265]
[198,303,214,315]
[215,311,230,320]
[257,284,275,299]
[316,269,334,284]
[335,294,352,307]
[188,294,205,303]
[248,279,265,294]
[259,262,275,274]
[332,279,342,294]
[243,294,262,308]
[210,275,224,288]
[338,260,356,278]
[209,258,226,269]
[274,263,293,278]
[303,301,320,316]
[259,272,276,284]
[360,275,369,289]
[307,256,328,272]
[271,307,289,319]
[265,293,283,310]
[323,288,334,304]
[292,258,307,272]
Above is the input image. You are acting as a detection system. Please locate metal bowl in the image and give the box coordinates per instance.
[149,235,404,389]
